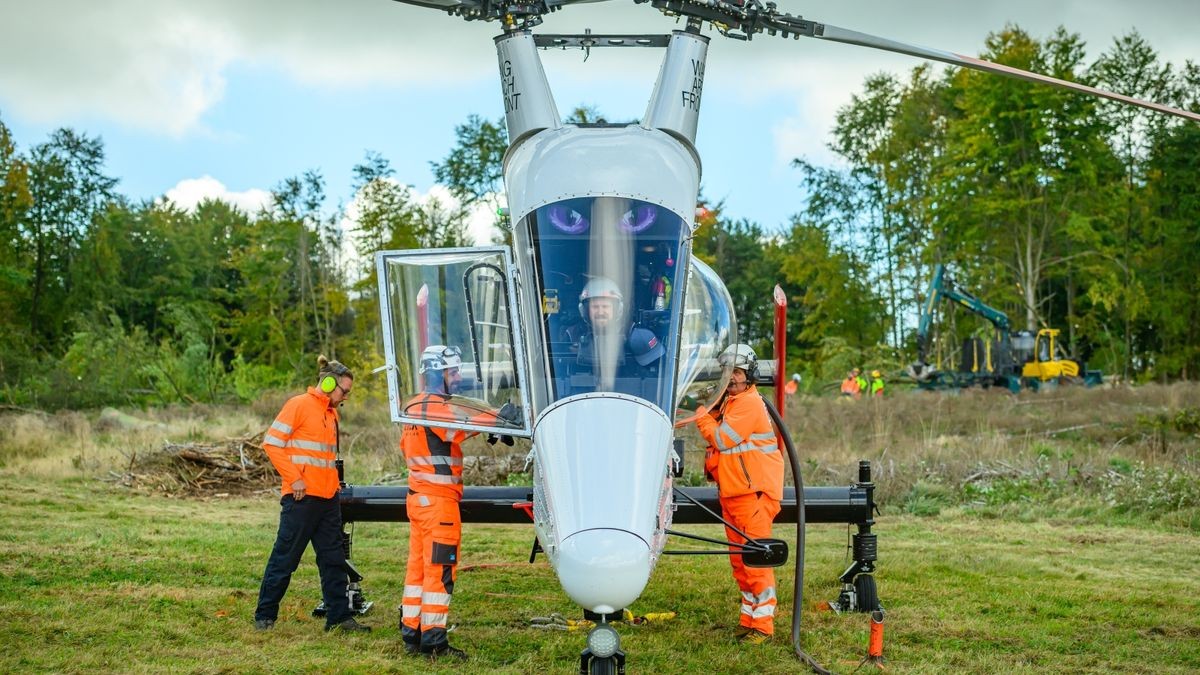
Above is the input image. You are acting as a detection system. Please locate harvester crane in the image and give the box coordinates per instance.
[908,264,1100,392]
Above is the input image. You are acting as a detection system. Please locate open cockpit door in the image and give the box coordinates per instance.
[376,247,533,437]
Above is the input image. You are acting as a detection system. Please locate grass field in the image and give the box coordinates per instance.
[1,384,1198,673]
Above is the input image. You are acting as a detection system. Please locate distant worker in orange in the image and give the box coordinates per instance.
[255,355,370,634]
[695,344,785,644]
[841,368,862,399]
[870,370,885,397]
[784,373,801,397]
[400,344,520,660]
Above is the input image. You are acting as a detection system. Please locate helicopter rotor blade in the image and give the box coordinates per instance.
[812,22,1200,123]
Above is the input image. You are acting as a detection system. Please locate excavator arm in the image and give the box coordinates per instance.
[910,264,1011,380]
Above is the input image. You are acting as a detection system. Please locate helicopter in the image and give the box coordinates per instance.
[321,2,1198,673]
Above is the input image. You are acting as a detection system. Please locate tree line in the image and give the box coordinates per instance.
[1,25,1197,409]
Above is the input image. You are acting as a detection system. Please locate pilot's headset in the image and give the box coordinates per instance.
[419,345,463,394]
[578,277,625,324]
[718,343,758,382]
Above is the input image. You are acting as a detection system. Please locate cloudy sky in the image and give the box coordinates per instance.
[2,0,1196,241]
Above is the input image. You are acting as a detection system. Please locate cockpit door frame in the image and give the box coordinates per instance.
[376,246,534,437]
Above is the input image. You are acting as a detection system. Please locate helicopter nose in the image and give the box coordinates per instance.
[556,528,651,614]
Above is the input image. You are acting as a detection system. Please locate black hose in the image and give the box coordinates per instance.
[762,395,830,675]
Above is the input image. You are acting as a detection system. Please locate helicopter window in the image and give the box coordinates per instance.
[526,197,687,413]
[376,248,532,436]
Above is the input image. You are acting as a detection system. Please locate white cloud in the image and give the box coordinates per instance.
[163,175,272,214]
[1,0,1194,143]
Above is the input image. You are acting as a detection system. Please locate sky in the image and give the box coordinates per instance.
[2,0,1197,244]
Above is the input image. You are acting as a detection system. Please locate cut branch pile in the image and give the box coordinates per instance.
[107,432,279,496]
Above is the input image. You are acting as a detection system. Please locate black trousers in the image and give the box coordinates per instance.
[254,494,351,627]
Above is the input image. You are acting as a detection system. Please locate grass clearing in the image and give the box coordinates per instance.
[1,383,1198,672]
[1,476,1198,673]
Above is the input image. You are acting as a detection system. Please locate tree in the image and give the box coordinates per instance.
[24,129,118,349]
[431,113,508,219]
[1090,31,1176,379]
[0,115,34,386]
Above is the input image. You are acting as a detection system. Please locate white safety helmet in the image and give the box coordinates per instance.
[719,343,758,381]
[578,276,625,323]
[419,345,463,373]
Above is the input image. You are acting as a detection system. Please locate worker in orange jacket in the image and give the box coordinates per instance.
[255,356,370,633]
[841,368,862,399]
[695,344,785,644]
[400,344,521,660]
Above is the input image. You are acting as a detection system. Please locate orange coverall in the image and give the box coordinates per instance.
[697,384,785,634]
[399,392,487,652]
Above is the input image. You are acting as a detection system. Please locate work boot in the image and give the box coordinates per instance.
[254,619,275,631]
[423,644,469,661]
[739,629,770,645]
[403,641,421,656]
[733,625,753,638]
[327,617,372,633]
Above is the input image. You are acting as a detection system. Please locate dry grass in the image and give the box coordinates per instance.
[2,383,1196,514]
[780,382,1200,504]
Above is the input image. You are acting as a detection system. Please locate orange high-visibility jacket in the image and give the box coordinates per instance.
[401,393,486,501]
[841,377,860,396]
[696,385,784,500]
[262,387,341,499]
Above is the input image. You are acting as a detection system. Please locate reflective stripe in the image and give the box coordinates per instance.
[402,606,420,618]
[718,421,742,448]
[719,441,779,456]
[407,456,463,467]
[417,495,431,507]
[403,585,423,599]
[748,432,777,442]
[270,420,293,435]
[286,439,336,453]
[412,473,464,485]
[751,604,777,618]
[422,591,452,606]
[263,433,286,448]
[290,455,337,469]
[754,588,777,604]
[741,591,755,604]
[421,612,448,627]
[740,605,753,616]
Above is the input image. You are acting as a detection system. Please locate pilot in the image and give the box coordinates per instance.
[693,344,784,644]
[572,276,664,368]
[399,345,519,660]
[255,355,370,634]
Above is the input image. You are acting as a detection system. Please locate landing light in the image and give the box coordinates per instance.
[586,624,620,658]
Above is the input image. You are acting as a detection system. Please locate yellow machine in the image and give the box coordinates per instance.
[1021,329,1080,382]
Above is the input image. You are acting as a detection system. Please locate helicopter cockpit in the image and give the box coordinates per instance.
[527,196,686,410]
[373,195,736,436]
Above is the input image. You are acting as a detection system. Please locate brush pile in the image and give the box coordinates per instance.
[107,432,278,496]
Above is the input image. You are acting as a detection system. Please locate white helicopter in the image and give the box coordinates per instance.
[328,2,1198,673]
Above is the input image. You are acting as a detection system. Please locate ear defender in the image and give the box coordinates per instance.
[320,375,337,393]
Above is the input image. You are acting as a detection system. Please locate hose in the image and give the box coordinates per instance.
[762,395,831,675]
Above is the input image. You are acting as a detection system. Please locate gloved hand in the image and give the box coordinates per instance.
[497,402,523,426]
[487,433,516,446]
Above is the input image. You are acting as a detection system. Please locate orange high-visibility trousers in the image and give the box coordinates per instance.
[722,491,781,634]
[401,492,462,650]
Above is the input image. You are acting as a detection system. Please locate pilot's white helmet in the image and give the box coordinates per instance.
[578,277,625,322]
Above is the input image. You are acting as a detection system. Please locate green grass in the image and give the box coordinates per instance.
[1,475,1198,674]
